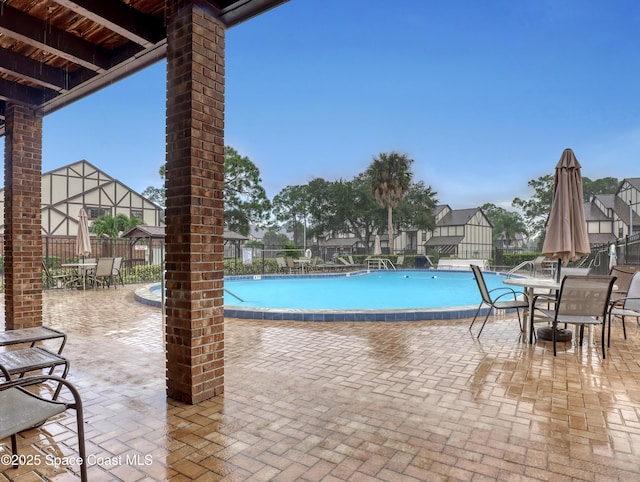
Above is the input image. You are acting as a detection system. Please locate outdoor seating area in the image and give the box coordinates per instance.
[45,257,124,290]
[3,285,640,480]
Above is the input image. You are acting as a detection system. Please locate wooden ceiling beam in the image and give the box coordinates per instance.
[0,3,111,71]
[52,0,167,47]
[0,77,55,107]
[0,50,71,92]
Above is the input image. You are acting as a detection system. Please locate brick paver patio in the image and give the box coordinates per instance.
[2,284,640,481]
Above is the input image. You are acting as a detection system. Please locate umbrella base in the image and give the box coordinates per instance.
[537,326,572,342]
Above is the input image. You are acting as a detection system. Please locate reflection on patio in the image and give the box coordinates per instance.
[3,285,640,480]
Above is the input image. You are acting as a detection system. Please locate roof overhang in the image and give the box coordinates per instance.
[0,0,289,135]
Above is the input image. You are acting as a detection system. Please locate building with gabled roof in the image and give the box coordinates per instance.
[421,205,493,259]
[584,178,640,245]
[0,159,163,238]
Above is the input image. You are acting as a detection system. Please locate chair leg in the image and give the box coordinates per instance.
[622,316,627,339]
[515,309,523,332]
[75,404,88,481]
[476,310,493,338]
[469,303,484,331]
[601,322,606,359]
[10,434,18,468]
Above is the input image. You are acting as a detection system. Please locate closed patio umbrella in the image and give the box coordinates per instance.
[76,208,91,258]
[541,148,591,282]
[373,234,382,255]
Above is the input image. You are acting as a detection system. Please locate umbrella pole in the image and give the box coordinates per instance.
[556,259,561,283]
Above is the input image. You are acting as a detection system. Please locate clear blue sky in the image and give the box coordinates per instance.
[9,0,640,210]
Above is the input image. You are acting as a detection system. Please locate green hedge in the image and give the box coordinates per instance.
[124,264,163,283]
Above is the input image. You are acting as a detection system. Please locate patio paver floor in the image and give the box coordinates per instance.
[2,285,640,480]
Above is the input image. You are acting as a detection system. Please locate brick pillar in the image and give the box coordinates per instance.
[4,104,43,330]
[165,1,225,403]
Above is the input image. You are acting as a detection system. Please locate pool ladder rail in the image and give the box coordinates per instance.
[224,288,245,302]
[505,260,535,279]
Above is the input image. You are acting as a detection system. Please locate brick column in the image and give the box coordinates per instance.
[165,1,225,403]
[4,104,43,330]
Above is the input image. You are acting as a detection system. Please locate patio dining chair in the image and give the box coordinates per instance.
[608,271,640,346]
[112,256,124,287]
[469,264,529,338]
[42,261,71,289]
[0,374,87,481]
[285,256,301,274]
[88,257,115,289]
[531,275,617,357]
[609,265,640,301]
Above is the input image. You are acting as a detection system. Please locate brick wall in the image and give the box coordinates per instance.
[4,104,43,330]
[165,1,225,403]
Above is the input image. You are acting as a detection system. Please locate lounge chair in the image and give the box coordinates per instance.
[0,375,87,481]
[531,275,616,357]
[469,264,529,338]
[337,256,362,269]
[347,255,364,268]
[337,257,351,268]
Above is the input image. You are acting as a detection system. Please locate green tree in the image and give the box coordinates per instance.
[394,181,438,232]
[141,186,166,208]
[512,174,554,242]
[481,203,527,246]
[513,174,620,242]
[272,185,310,246]
[224,146,271,236]
[582,176,619,200]
[365,152,413,249]
[307,175,385,252]
[262,229,291,249]
[90,214,142,240]
[141,148,270,236]
[141,165,167,208]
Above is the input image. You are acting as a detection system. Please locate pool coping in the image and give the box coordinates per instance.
[135,269,524,322]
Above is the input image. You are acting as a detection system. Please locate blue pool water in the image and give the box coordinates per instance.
[144,270,521,321]
[224,270,515,310]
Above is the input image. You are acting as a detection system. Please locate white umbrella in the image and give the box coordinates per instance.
[76,208,91,258]
[373,234,382,256]
[541,148,591,281]
[609,243,617,270]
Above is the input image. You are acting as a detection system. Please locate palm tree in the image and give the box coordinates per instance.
[90,214,143,241]
[366,152,413,253]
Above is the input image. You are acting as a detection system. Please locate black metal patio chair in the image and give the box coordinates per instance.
[469,264,529,338]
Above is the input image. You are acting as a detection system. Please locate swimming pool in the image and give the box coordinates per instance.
[221,269,521,322]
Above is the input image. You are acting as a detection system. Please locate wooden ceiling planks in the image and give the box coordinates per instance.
[0,0,288,134]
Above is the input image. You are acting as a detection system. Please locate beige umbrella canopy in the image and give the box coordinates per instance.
[75,208,92,258]
[541,148,591,281]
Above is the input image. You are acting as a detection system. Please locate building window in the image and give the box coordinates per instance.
[88,207,110,220]
[131,209,143,219]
